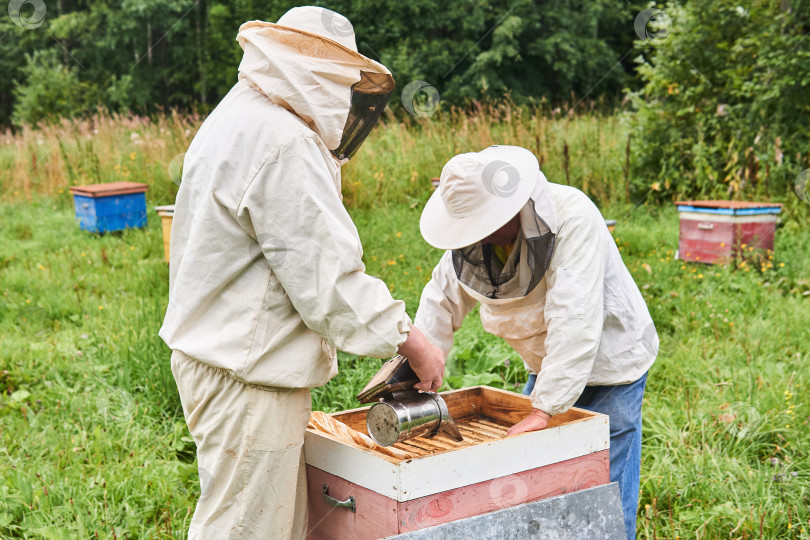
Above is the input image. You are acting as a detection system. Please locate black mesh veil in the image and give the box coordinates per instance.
[331,71,395,161]
[452,199,556,299]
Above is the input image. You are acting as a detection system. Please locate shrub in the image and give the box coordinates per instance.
[12,50,95,126]
[628,0,810,202]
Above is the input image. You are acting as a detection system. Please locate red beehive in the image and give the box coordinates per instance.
[675,200,782,264]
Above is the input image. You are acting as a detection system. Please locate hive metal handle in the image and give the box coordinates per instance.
[697,223,714,230]
[322,484,356,512]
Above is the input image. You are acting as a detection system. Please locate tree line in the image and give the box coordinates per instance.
[1,0,644,127]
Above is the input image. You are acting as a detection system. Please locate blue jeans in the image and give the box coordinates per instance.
[523,372,648,540]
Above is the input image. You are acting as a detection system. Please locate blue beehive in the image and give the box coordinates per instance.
[69,182,149,233]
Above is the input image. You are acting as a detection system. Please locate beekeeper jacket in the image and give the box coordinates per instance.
[159,22,411,389]
[415,178,657,416]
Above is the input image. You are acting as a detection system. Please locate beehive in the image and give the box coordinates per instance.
[154,205,175,263]
[675,200,782,264]
[305,386,610,539]
[69,182,149,233]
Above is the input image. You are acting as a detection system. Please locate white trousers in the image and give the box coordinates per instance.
[172,350,311,540]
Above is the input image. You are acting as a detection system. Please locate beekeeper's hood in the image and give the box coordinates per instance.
[237,7,395,160]
[420,146,559,299]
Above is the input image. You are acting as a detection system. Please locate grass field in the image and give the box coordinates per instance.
[1,111,809,538]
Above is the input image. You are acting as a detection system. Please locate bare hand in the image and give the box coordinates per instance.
[506,408,551,437]
[397,326,445,392]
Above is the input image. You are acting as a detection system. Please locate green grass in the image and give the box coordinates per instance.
[1,115,810,537]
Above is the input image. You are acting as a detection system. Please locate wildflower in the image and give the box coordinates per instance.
[779,263,785,267]
[698,274,703,279]
[98,306,104,310]
[396,232,402,238]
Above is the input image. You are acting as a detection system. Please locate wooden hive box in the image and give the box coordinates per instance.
[154,205,175,264]
[69,182,149,233]
[675,200,782,264]
[305,386,610,539]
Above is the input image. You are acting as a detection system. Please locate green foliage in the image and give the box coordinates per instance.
[0,0,644,126]
[11,50,94,125]
[629,0,810,201]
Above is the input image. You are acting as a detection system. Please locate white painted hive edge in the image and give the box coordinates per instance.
[304,430,401,500]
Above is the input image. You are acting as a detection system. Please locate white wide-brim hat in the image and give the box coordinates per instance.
[420,146,540,250]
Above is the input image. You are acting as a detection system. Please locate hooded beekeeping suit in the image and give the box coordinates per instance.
[415,146,657,540]
[159,7,443,539]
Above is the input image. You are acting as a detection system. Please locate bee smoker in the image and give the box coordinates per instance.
[357,356,463,447]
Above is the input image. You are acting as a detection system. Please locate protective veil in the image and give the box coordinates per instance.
[415,147,657,417]
[235,15,394,162]
[452,199,556,299]
[332,71,395,160]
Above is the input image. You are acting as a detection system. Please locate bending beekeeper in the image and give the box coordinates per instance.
[414,145,658,540]
[159,7,444,539]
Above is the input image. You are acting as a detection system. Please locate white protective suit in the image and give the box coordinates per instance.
[159,8,410,539]
[415,172,658,417]
[160,16,410,388]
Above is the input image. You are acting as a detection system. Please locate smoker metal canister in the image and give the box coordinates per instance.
[366,392,462,447]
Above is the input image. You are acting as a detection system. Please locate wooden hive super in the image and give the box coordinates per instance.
[305,386,610,539]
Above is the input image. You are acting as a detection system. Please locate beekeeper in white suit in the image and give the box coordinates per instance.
[414,145,658,540]
[160,7,444,539]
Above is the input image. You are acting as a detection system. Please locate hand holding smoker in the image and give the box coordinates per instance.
[357,355,463,447]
